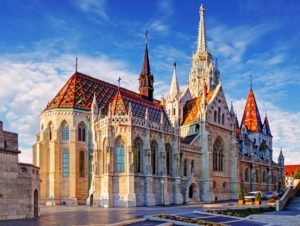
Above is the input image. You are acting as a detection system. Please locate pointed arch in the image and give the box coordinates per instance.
[150,141,158,175]
[115,137,125,173]
[165,143,172,176]
[61,120,69,141]
[213,136,224,171]
[78,122,86,142]
[133,137,143,173]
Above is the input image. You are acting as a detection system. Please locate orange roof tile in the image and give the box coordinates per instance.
[284,165,300,177]
[241,88,262,132]
[46,72,170,125]
[181,90,214,125]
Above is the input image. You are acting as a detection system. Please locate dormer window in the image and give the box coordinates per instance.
[65,99,70,104]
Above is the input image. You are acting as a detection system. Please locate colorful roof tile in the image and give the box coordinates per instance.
[181,90,214,125]
[284,165,300,177]
[46,72,170,125]
[240,88,263,132]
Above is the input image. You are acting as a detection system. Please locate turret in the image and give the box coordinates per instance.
[139,31,154,101]
[278,148,284,166]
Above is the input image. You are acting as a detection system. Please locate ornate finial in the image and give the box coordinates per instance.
[117,77,121,89]
[249,74,253,89]
[197,3,207,53]
[145,30,148,45]
[75,57,78,72]
[173,62,176,68]
[200,4,205,14]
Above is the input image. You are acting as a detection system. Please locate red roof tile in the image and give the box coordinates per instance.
[46,72,170,125]
[284,165,300,177]
[241,88,263,132]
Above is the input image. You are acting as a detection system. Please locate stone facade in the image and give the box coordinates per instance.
[33,3,284,207]
[0,121,40,220]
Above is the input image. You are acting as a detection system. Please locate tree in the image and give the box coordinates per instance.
[293,168,300,179]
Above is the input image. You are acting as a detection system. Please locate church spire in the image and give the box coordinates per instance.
[197,4,207,53]
[169,62,180,99]
[139,30,154,101]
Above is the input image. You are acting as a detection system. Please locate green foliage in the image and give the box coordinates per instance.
[255,192,262,201]
[238,189,244,200]
[293,168,300,179]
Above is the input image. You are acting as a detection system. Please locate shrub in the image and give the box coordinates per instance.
[238,189,244,200]
[293,168,300,179]
[255,192,262,201]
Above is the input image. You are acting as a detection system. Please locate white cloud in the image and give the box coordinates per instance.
[70,0,108,21]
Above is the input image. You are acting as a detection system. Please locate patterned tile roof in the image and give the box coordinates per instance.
[181,90,214,125]
[46,72,170,125]
[284,165,300,177]
[240,88,263,132]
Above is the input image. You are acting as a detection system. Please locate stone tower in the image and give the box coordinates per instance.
[139,31,154,101]
[188,4,220,98]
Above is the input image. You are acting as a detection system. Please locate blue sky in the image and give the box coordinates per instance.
[0,0,299,164]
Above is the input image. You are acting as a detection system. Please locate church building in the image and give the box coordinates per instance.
[33,3,284,207]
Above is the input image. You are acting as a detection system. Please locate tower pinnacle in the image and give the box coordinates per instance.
[197,4,207,53]
[169,62,180,99]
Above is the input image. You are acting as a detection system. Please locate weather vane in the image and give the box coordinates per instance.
[75,57,78,72]
[118,77,121,89]
[249,74,253,89]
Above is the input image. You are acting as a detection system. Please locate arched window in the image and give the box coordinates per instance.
[48,122,53,141]
[214,111,217,122]
[62,149,69,177]
[191,160,195,174]
[115,138,125,173]
[151,141,158,175]
[255,169,259,183]
[133,138,143,173]
[78,122,86,142]
[222,113,225,125]
[213,136,224,171]
[165,144,172,176]
[245,168,249,182]
[61,121,69,141]
[263,170,266,183]
[218,107,221,123]
[79,151,85,177]
[195,124,200,133]
[173,108,176,115]
[183,159,188,176]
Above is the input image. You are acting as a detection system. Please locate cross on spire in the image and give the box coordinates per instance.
[145,30,148,45]
[117,77,121,89]
[249,74,253,89]
[75,57,78,72]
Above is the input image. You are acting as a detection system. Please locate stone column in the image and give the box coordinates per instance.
[46,137,56,206]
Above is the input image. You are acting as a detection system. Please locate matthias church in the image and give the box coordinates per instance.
[33,4,284,207]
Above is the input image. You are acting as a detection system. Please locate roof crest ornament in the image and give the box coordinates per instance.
[75,57,78,72]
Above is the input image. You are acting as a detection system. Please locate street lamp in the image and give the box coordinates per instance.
[161,178,165,206]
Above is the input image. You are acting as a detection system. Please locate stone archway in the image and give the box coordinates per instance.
[34,189,39,218]
[186,182,199,202]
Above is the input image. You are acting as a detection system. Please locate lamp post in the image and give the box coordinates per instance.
[161,178,165,206]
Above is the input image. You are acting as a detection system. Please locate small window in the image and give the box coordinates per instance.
[61,122,69,141]
[116,139,125,173]
[214,111,217,122]
[78,122,86,142]
[222,113,225,125]
[63,150,69,177]
[173,108,176,115]
[79,151,85,177]
[218,107,221,123]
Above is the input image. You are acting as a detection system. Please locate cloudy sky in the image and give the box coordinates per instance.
[0,0,299,164]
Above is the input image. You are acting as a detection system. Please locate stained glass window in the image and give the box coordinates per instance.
[116,138,125,172]
[78,122,86,142]
[63,150,69,177]
[61,122,69,141]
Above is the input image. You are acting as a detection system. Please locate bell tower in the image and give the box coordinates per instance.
[188,4,220,98]
[139,30,154,101]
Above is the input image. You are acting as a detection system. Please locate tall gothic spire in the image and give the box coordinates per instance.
[139,30,154,101]
[197,4,207,53]
[169,62,180,99]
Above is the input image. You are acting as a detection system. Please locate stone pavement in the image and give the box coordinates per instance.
[0,201,299,226]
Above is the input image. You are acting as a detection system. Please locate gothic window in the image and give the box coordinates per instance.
[218,107,221,123]
[165,144,172,176]
[263,170,267,183]
[255,169,259,183]
[245,168,249,182]
[222,113,225,125]
[191,160,195,174]
[214,111,217,122]
[79,151,85,177]
[151,141,158,175]
[213,136,224,171]
[78,122,86,142]
[183,159,188,176]
[48,122,53,141]
[62,149,69,177]
[195,124,200,133]
[173,108,176,115]
[61,121,69,141]
[115,138,125,173]
[133,138,143,173]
